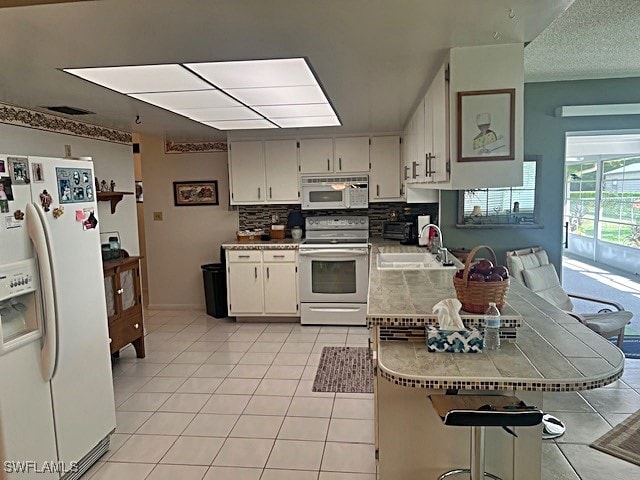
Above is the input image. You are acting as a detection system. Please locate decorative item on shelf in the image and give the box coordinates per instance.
[100,180,108,192]
[95,177,100,192]
[286,209,304,240]
[471,205,483,216]
[109,180,116,192]
[452,245,510,314]
[100,231,122,260]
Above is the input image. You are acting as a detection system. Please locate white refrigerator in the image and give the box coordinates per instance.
[0,155,116,479]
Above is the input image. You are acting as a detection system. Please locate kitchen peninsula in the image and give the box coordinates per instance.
[367,244,625,480]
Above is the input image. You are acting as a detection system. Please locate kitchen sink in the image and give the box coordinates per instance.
[376,252,457,270]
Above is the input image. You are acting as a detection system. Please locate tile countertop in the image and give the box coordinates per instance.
[367,241,625,392]
[222,238,303,249]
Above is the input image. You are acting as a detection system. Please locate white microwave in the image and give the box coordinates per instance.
[300,175,369,210]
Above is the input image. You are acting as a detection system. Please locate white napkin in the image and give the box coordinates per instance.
[432,298,465,330]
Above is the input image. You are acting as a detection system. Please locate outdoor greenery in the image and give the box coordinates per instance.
[566,157,640,248]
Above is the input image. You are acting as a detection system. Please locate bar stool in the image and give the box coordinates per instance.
[429,395,543,480]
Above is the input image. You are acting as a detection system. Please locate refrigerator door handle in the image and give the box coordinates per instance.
[26,202,58,382]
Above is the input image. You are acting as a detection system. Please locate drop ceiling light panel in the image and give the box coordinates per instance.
[64,64,211,93]
[184,58,317,88]
[64,58,340,130]
[129,90,240,110]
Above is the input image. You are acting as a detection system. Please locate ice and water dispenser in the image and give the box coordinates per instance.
[0,259,41,354]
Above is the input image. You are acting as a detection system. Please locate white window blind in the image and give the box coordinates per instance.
[460,161,537,225]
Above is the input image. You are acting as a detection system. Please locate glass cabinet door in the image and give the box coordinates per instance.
[103,273,117,320]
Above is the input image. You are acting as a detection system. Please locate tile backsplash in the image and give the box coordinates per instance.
[238,202,438,237]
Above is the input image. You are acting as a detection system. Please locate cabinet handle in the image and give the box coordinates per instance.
[134,323,139,329]
[266,267,270,279]
[117,288,123,295]
[327,158,330,171]
[269,187,272,199]
[425,154,430,177]
[109,338,112,344]
[404,165,409,180]
[238,255,250,258]
[339,157,342,170]
[254,267,257,279]
[376,184,380,197]
[273,255,285,258]
[412,161,417,179]
[258,187,261,199]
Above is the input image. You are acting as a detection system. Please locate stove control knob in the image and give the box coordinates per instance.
[348,219,353,224]
[360,219,366,224]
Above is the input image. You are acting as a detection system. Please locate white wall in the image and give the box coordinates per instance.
[448,43,524,189]
[0,122,138,254]
[139,134,238,309]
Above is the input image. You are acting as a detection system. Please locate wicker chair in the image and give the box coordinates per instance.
[505,247,631,348]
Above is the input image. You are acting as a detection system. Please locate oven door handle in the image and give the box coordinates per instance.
[299,249,369,256]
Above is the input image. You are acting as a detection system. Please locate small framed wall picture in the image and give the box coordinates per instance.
[0,177,14,201]
[173,180,219,206]
[8,157,29,184]
[31,162,44,182]
[457,88,515,162]
[0,159,5,173]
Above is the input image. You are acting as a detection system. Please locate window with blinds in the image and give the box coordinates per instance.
[458,161,538,226]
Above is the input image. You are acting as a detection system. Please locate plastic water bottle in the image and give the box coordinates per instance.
[484,302,501,350]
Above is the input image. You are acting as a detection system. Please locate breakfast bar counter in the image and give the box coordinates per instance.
[367,242,625,480]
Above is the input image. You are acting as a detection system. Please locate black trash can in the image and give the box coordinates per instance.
[201,263,228,318]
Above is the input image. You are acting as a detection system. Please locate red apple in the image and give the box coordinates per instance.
[485,273,504,282]
[475,259,494,275]
[492,265,509,279]
[469,273,486,282]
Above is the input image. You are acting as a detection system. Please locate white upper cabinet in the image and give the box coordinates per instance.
[299,138,334,173]
[229,139,299,204]
[424,62,449,183]
[334,137,370,173]
[229,141,265,203]
[264,140,299,202]
[369,136,402,201]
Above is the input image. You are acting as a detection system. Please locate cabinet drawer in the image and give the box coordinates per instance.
[109,314,143,352]
[228,250,262,262]
[263,250,296,263]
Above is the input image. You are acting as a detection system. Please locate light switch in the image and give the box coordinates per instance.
[153,211,163,221]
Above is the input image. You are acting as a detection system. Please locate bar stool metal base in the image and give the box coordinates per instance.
[437,469,502,480]
[436,426,503,480]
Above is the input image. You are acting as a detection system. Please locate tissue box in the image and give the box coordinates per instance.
[426,326,484,353]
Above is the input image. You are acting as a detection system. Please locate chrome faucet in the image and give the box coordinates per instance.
[418,223,449,263]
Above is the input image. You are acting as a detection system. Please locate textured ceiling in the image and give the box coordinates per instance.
[525,0,640,82]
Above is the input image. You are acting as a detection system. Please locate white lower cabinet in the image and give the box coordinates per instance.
[227,249,299,317]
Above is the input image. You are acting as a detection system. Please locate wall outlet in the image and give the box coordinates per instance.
[153,211,163,221]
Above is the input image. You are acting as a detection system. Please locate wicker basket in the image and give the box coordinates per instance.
[452,245,509,313]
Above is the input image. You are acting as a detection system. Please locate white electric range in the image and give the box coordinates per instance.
[298,215,370,325]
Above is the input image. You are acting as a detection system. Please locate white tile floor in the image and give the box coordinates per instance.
[85,310,640,480]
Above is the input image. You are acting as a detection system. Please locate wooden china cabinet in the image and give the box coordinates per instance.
[102,255,145,358]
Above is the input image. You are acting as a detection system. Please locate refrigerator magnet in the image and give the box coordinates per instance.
[75,210,86,222]
[0,200,8,213]
[40,189,52,212]
[13,209,24,220]
[7,157,29,185]
[52,206,64,219]
[0,177,14,201]
[31,163,44,182]
[83,211,98,230]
